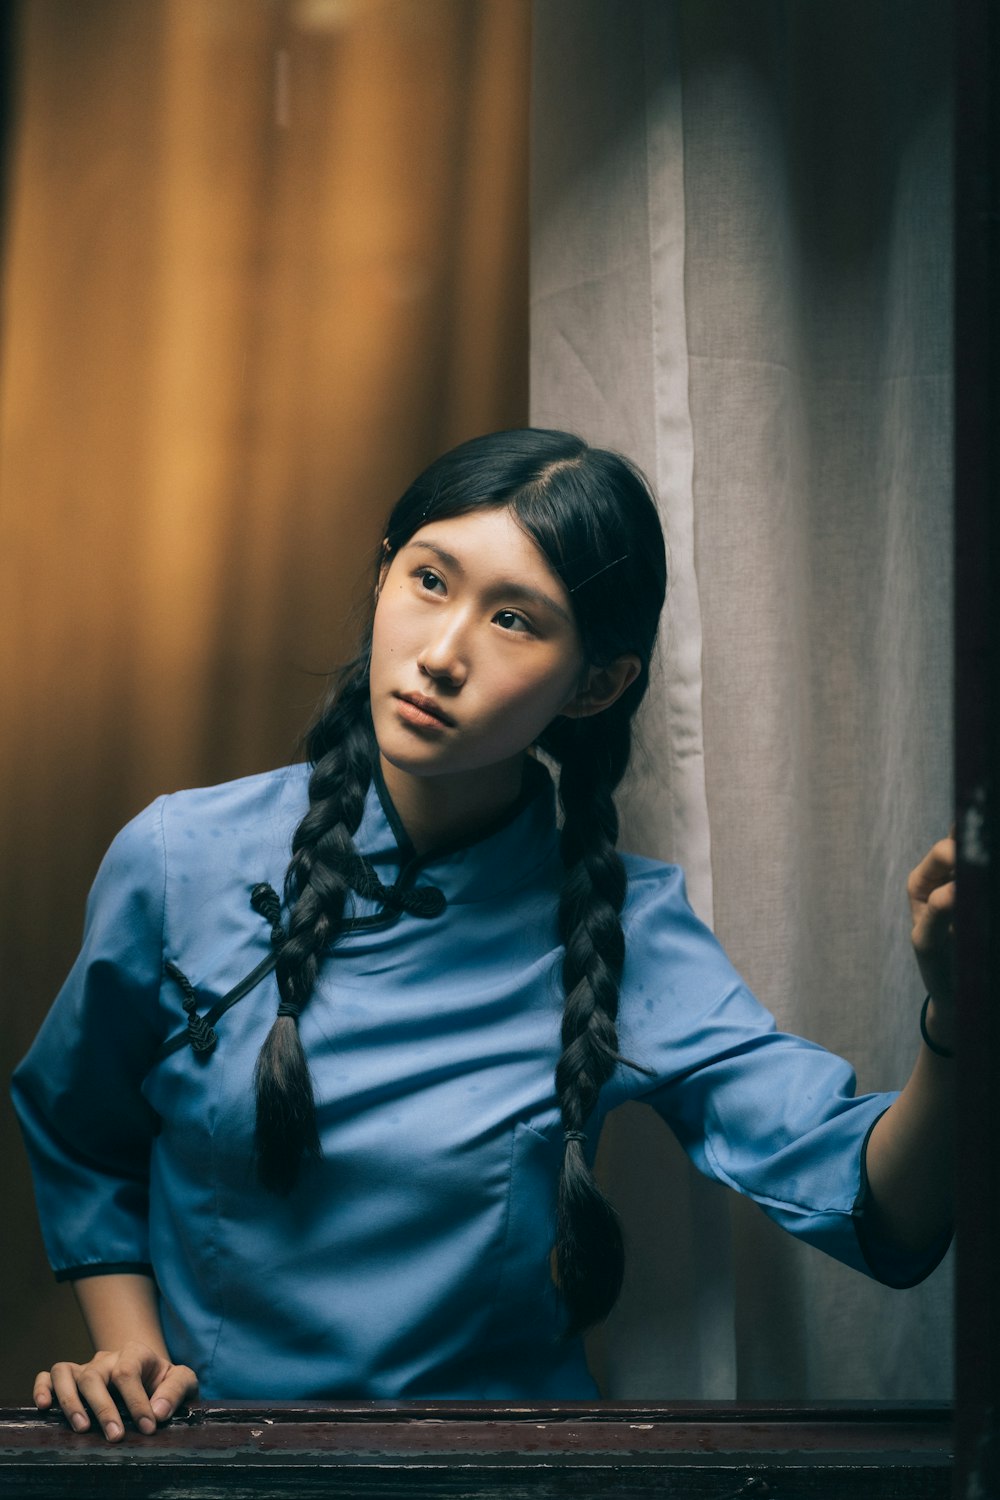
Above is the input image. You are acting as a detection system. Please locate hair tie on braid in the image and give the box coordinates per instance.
[563,1130,587,1144]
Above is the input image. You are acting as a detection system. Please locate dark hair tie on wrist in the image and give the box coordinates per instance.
[920,994,955,1059]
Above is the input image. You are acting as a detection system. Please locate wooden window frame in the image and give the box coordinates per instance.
[0,1399,954,1497]
[952,1,1000,1495]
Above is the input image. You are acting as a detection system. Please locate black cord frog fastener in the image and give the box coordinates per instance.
[157,868,445,1065]
[164,961,218,1057]
[346,856,446,919]
[250,882,288,946]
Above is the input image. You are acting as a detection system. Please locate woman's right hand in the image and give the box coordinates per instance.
[34,1342,198,1441]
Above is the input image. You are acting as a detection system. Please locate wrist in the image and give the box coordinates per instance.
[72,1272,168,1357]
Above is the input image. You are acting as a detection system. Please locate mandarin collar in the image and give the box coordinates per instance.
[350,756,560,907]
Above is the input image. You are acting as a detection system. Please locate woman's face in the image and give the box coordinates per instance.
[370,507,588,786]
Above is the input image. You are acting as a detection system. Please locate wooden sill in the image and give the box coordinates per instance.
[0,1400,953,1498]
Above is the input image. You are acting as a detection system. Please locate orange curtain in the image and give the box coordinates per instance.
[0,0,528,1393]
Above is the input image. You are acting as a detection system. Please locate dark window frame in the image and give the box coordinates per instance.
[952,1,1000,1496]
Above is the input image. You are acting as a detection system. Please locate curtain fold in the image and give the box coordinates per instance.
[531,0,953,1398]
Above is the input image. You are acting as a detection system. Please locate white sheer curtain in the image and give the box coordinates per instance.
[531,0,953,1399]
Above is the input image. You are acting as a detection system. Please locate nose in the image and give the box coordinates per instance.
[417,612,469,687]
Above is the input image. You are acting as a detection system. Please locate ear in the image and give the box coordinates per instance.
[560,654,641,719]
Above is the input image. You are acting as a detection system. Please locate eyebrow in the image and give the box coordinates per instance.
[404,539,574,625]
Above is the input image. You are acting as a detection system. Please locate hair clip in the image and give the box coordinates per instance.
[568,554,629,592]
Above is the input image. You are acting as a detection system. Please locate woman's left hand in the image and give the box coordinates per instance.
[864,833,958,1251]
[908,833,956,1013]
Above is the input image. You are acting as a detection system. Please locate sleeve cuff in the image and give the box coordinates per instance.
[54,1262,155,1283]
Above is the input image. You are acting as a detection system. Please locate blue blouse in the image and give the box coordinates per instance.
[12,761,941,1399]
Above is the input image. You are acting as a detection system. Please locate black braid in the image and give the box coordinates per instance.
[253,667,375,1194]
[546,710,651,1336]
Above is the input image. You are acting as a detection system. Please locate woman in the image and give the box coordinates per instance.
[13,428,956,1440]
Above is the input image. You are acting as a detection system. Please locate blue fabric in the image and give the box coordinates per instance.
[12,762,936,1399]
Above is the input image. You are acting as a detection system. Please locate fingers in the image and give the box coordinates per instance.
[48,1360,115,1437]
[40,1347,190,1442]
[76,1363,130,1440]
[107,1348,162,1436]
[915,875,956,926]
[926,880,957,916]
[907,836,957,906]
[906,836,957,1009]
[150,1364,199,1422]
[911,876,956,949]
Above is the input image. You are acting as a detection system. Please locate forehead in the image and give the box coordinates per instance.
[403,509,566,592]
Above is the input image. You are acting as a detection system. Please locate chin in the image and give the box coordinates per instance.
[375,730,453,777]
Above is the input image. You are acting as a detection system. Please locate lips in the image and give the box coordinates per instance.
[394,692,456,727]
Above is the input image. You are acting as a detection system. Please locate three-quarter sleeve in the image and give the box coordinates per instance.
[12,798,169,1280]
[618,859,951,1289]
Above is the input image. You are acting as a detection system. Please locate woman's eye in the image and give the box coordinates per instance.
[417,569,445,593]
[494,609,532,633]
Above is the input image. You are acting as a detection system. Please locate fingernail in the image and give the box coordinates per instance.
[71,1413,88,1432]
[151,1398,170,1419]
[138,1417,156,1435]
[106,1422,123,1440]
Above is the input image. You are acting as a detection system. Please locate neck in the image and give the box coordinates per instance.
[378,752,526,855]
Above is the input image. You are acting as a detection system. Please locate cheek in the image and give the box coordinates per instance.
[484,660,580,737]
[371,595,413,674]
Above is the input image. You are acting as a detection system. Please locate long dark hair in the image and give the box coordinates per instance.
[255,428,668,1335]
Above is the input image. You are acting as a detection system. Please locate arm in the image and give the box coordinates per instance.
[863,836,956,1255]
[33,1274,197,1442]
[14,800,197,1440]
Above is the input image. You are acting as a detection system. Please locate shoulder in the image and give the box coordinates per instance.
[96,764,310,904]
[87,765,311,976]
[156,763,310,842]
[621,851,701,931]
[619,852,744,1009]
[137,763,308,855]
